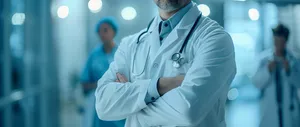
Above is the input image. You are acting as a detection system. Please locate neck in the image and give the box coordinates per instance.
[159,1,190,20]
[275,49,285,57]
[159,9,179,20]
[103,41,114,53]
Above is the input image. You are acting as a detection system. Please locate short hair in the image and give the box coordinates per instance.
[95,17,119,35]
[272,24,290,41]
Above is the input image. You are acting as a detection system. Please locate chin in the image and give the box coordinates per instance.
[157,0,186,12]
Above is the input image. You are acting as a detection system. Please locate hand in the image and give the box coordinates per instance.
[82,83,97,95]
[282,59,290,74]
[158,75,185,96]
[268,61,276,73]
[115,73,128,83]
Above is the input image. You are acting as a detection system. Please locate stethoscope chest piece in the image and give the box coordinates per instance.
[138,14,202,69]
[171,53,181,61]
[171,53,187,68]
[172,61,181,68]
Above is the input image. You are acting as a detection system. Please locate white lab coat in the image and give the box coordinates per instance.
[95,3,236,127]
[252,50,300,127]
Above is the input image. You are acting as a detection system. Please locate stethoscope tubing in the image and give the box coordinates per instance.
[136,13,202,68]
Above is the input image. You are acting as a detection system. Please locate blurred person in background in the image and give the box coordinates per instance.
[252,24,300,127]
[94,0,236,126]
[80,17,125,127]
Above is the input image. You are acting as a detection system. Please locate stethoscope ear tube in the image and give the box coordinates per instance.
[136,17,155,44]
[136,13,202,69]
[172,14,202,68]
[179,14,202,54]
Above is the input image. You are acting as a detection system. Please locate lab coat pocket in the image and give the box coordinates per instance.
[131,46,150,76]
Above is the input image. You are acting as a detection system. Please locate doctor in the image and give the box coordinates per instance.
[252,24,300,127]
[95,0,236,126]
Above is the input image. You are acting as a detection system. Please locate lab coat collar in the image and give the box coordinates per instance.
[176,2,202,30]
[152,3,202,59]
[148,17,160,33]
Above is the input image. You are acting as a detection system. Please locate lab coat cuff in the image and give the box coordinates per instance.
[145,78,160,104]
[137,79,152,109]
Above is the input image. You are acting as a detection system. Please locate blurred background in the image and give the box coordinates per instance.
[1,0,300,127]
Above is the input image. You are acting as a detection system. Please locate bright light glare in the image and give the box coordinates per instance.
[57,6,69,19]
[248,8,260,21]
[11,90,24,101]
[121,7,137,20]
[230,33,255,51]
[88,0,102,13]
[228,88,239,101]
[12,13,25,25]
[197,4,210,16]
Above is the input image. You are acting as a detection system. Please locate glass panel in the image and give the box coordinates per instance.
[0,0,4,98]
[0,109,3,127]
[11,101,25,127]
[10,0,26,126]
[10,0,25,91]
[1,0,9,127]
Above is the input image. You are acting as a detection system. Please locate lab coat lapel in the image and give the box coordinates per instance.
[155,4,202,58]
[147,17,161,64]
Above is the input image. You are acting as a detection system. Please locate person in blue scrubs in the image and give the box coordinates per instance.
[80,17,125,127]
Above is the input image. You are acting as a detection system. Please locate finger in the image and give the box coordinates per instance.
[115,79,120,82]
[121,74,128,82]
[119,74,128,83]
[177,75,185,81]
[116,73,122,81]
[117,73,126,83]
[116,73,122,82]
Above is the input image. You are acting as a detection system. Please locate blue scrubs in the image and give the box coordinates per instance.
[81,44,125,127]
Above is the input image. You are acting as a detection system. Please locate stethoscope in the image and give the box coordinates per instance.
[136,14,202,68]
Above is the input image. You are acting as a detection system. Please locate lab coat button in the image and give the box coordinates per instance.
[160,37,163,41]
[153,63,158,68]
[164,23,168,27]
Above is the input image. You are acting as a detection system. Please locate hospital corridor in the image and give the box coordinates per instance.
[1,0,300,127]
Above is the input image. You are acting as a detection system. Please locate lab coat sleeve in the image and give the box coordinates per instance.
[136,32,236,126]
[95,38,150,121]
[145,78,160,104]
[288,59,300,87]
[252,57,272,89]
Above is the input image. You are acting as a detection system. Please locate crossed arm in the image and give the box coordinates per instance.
[115,73,184,96]
[95,33,236,126]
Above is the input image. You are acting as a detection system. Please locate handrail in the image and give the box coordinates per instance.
[0,85,52,108]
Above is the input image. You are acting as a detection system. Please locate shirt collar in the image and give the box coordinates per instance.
[158,2,193,29]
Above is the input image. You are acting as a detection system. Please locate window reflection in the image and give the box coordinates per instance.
[224,1,278,127]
